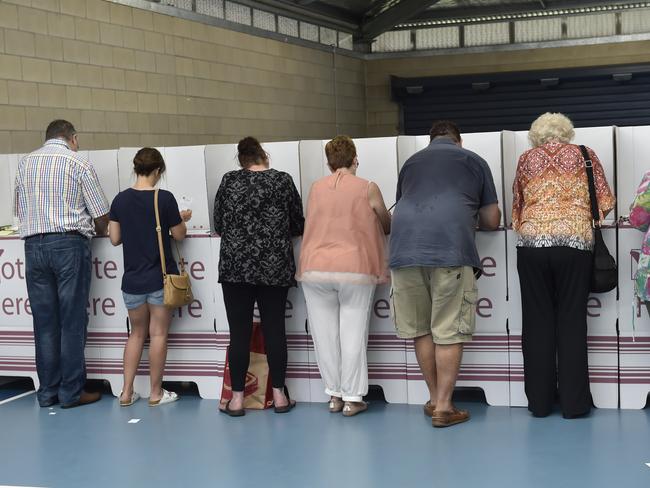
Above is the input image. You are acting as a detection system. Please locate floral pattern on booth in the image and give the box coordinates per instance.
[629,171,650,301]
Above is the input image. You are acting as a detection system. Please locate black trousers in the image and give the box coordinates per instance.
[222,283,289,392]
[517,246,593,418]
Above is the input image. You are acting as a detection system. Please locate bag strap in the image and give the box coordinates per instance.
[154,189,187,277]
[579,145,600,229]
[154,189,167,277]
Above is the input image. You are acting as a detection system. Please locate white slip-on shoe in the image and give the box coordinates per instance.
[119,391,140,407]
[148,389,179,407]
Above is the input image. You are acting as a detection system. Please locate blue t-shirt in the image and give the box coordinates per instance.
[389,138,499,270]
[109,189,182,294]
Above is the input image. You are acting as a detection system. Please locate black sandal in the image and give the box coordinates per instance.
[274,386,296,414]
[220,399,245,417]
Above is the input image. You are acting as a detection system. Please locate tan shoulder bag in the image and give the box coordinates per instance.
[154,189,194,308]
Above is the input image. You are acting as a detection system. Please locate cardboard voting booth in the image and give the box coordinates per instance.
[3,127,649,408]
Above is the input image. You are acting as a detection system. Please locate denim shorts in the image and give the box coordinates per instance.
[122,289,164,310]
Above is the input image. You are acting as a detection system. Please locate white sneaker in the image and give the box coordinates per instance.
[119,391,140,407]
[148,389,179,407]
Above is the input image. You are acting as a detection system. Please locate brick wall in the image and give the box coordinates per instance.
[0,0,367,153]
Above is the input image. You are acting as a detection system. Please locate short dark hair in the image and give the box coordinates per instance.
[237,136,268,168]
[133,147,166,177]
[325,135,357,170]
[429,120,461,143]
[45,120,76,141]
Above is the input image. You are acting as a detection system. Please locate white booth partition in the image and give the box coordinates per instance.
[616,126,650,408]
[7,154,22,198]
[285,240,311,402]
[84,150,120,204]
[163,146,211,232]
[0,236,39,388]
[298,140,327,211]
[616,126,650,217]
[118,146,211,232]
[0,155,13,227]
[204,143,237,233]
[0,154,24,227]
[618,226,650,408]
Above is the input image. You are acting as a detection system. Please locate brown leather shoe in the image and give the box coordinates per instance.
[61,391,102,409]
[431,408,470,427]
[423,400,436,417]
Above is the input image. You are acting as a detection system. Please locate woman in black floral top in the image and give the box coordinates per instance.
[214,137,304,416]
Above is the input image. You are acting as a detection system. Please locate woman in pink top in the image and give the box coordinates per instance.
[297,136,391,416]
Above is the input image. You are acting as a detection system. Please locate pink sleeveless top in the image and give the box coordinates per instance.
[297,170,387,283]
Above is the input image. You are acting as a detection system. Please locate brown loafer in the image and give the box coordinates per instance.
[423,400,436,417]
[61,390,101,409]
[431,408,470,428]
[342,401,368,417]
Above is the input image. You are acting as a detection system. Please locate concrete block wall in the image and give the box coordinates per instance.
[0,0,367,153]
[4,0,650,154]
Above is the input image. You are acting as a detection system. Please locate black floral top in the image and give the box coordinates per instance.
[214,169,304,286]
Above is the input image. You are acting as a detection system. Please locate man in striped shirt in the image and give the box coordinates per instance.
[14,120,110,409]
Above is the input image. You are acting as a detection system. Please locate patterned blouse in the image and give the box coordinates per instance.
[512,142,615,251]
[629,172,650,301]
[213,168,304,287]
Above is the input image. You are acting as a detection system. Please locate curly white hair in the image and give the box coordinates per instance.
[528,112,575,147]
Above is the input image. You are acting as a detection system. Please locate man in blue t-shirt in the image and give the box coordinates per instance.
[390,121,501,428]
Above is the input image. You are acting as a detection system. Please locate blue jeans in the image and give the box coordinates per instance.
[25,234,92,406]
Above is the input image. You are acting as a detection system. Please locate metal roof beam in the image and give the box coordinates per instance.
[406,0,639,25]
[358,0,441,41]
[239,0,358,31]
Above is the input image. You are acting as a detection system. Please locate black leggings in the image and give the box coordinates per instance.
[222,283,289,391]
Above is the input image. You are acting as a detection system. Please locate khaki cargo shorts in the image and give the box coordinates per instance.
[390,266,478,344]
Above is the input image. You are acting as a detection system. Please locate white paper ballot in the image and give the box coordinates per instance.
[179,196,193,212]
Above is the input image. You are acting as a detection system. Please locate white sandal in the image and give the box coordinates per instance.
[119,391,140,407]
[148,389,179,407]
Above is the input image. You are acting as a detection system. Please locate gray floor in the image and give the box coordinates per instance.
[0,389,649,488]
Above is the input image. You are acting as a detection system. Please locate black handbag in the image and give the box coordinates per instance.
[579,145,617,293]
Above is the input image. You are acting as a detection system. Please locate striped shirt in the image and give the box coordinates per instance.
[13,139,109,239]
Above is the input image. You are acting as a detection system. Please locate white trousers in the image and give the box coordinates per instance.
[301,281,376,402]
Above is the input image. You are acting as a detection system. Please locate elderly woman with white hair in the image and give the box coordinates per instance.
[512,112,615,419]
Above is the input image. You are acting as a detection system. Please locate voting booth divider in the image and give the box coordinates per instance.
[1,127,650,408]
